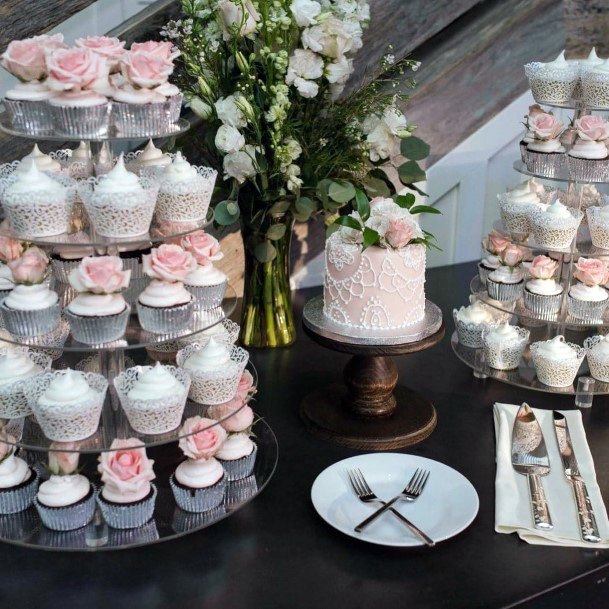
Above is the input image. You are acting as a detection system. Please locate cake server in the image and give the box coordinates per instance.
[553,411,602,543]
[511,403,553,530]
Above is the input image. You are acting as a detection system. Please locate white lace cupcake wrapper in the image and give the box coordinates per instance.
[530,342,586,387]
[587,209,609,249]
[218,443,258,481]
[566,156,609,182]
[178,318,240,348]
[0,302,61,338]
[523,149,566,178]
[486,279,524,302]
[567,295,608,322]
[524,63,578,103]
[482,326,529,371]
[34,487,96,531]
[155,187,213,223]
[498,201,532,239]
[2,196,74,238]
[531,211,582,249]
[581,71,609,108]
[170,473,227,513]
[0,469,39,515]
[185,281,227,311]
[452,312,499,348]
[50,103,110,138]
[96,484,157,530]
[523,290,563,315]
[13,319,70,361]
[136,300,194,334]
[3,99,54,134]
[65,306,131,345]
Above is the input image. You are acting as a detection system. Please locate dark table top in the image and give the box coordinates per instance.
[5,261,609,609]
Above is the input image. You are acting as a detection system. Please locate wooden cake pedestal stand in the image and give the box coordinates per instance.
[301,296,444,451]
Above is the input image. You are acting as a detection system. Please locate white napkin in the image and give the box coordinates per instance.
[494,402,609,547]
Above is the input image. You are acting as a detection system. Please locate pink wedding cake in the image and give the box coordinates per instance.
[323,198,427,330]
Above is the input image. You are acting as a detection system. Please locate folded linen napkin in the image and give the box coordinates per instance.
[494,402,609,547]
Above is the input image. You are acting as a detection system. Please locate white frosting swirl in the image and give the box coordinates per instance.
[599,205,609,219]
[484,322,521,345]
[127,362,184,400]
[527,139,565,153]
[49,90,107,108]
[5,162,65,195]
[138,280,192,308]
[569,139,608,160]
[94,154,144,195]
[67,293,126,317]
[136,140,172,168]
[113,87,165,105]
[184,265,227,287]
[534,335,577,360]
[0,454,31,489]
[4,284,58,312]
[70,142,91,162]
[480,255,501,270]
[38,370,99,408]
[455,301,494,324]
[592,59,609,75]
[216,433,254,461]
[526,278,564,296]
[504,181,541,205]
[591,335,609,355]
[175,457,224,489]
[5,82,56,102]
[544,51,571,71]
[0,351,42,386]
[37,474,90,508]
[154,82,180,98]
[159,152,199,185]
[0,264,14,291]
[184,337,232,372]
[16,145,62,174]
[569,283,609,302]
[580,47,604,67]
[488,266,524,284]
[543,200,572,218]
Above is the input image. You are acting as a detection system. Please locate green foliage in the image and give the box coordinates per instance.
[214,200,241,225]
[254,242,277,263]
[398,161,426,184]
[400,136,430,160]
[266,224,287,240]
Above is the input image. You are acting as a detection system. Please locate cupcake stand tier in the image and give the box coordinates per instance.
[301,296,444,450]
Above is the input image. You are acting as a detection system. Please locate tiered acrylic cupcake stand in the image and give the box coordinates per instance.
[452,99,609,395]
[0,116,278,550]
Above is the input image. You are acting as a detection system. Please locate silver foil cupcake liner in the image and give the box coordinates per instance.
[96,484,157,529]
[566,155,609,182]
[519,141,527,163]
[136,299,194,334]
[170,472,227,512]
[4,99,53,134]
[523,149,566,178]
[486,279,524,302]
[185,281,227,311]
[112,101,174,137]
[34,486,96,531]
[523,290,563,316]
[225,474,258,507]
[218,443,257,481]
[567,294,608,322]
[0,302,61,337]
[64,306,130,345]
[50,103,110,138]
[0,469,39,514]
[477,263,495,286]
[172,505,225,533]
[50,258,84,284]
[167,93,184,123]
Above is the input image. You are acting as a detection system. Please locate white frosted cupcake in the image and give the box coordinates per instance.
[524,112,566,177]
[567,258,609,321]
[481,322,529,370]
[26,370,108,442]
[170,416,227,512]
[63,141,94,179]
[453,299,500,348]
[478,231,509,285]
[0,429,38,514]
[582,58,609,108]
[520,106,545,161]
[524,51,579,104]
[154,153,217,222]
[216,432,257,481]
[179,318,240,348]
[574,48,605,99]
[49,89,110,138]
[498,179,548,240]
[523,255,563,315]
[125,139,173,175]
[114,363,190,434]
[530,200,582,249]
[15,145,63,175]
[587,205,609,250]
[177,338,249,405]
[530,335,585,387]
[487,249,525,302]
[97,439,157,529]
[566,116,609,181]
[584,335,609,383]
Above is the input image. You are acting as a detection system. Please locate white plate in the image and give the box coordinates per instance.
[311,453,479,547]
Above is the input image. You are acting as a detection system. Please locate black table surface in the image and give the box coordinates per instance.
[5,261,609,609]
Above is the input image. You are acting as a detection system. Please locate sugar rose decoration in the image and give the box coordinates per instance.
[529,255,558,280]
[48,442,80,475]
[482,230,510,255]
[121,50,174,89]
[98,438,155,492]
[8,246,48,285]
[46,46,109,91]
[209,397,255,433]
[69,256,131,294]
[75,36,126,70]
[574,115,609,142]
[0,429,15,462]
[235,370,256,400]
[0,237,23,264]
[574,258,609,287]
[179,416,227,460]
[181,231,223,266]
[529,113,563,141]
[499,244,524,267]
[143,244,196,282]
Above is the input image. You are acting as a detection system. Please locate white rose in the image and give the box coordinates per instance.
[223,145,258,183]
[302,16,353,59]
[285,138,302,161]
[294,76,319,98]
[366,122,396,162]
[382,106,408,137]
[215,94,247,128]
[365,215,390,237]
[325,56,353,84]
[370,198,401,217]
[215,124,245,154]
[290,0,322,26]
[286,48,324,81]
[361,114,380,135]
[218,0,260,40]
[342,18,363,52]
[339,212,364,244]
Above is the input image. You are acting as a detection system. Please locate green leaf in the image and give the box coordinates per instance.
[404,182,429,197]
[334,215,362,231]
[214,200,240,225]
[266,224,287,240]
[409,205,441,215]
[395,193,416,209]
[364,176,391,198]
[316,179,333,207]
[362,227,380,251]
[294,197,315,221]
[355,188,370,221]
[398,161,426,184]
[254,242,277,263]
[269,199,291,214]
[326,223,341,238]
[400,136,430,161]
[328,181,356,204]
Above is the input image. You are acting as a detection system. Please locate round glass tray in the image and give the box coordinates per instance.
[451,332,609,395]
[0,114,191,143]
[0,284,237,352]
[3,360,258,454]
[0,417,277,551]
[513,160,609,185]
[491,220,609,257]
[535,100,609,112]
[470,275,609,328]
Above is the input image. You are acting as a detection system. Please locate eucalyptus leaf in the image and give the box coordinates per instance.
[328,181,356,204]
[214,200,240,225]
[270,199,291,214]
[398,161,426,184]
[294,197,315,221]
[254,241,277,263]
[364,176,391,198]
[400,136,430,161]
[266,224,287,240]
[355,188,370,221]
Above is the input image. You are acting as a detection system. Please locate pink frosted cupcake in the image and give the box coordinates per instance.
[566,115,609,181]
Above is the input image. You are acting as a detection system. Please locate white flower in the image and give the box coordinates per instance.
[302,16,353,59]
[341,18,363,52]
[286,49,324,98]
[189,96,213,120]
[290,0,322,26]
[218,0,260,40]
[286,164,303,192]
[215,124,245,154]
[339,211,364,244]
[223,144,258,183]
[285,138,302,161]
[382,106,408,137]
[365,215,390,236]
[293,77,319,98]
[366,198,424,240]
[215,93,247,128]
[325,56,353,84]
[361,106,407,162]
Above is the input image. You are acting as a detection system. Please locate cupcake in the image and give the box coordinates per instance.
[574,48,605,99]
[486,245,525,302]
[0,429,38,514]
[137,244,196,334]
[0,163,74,238]
[0,236,22,300]
[587,205,609,250]
[181,231,228,309]
[584,335,609,383]
[80,154,159,238]
[64,141,94,179]
[207,395,255,433]
[50,243,96,285]
[180,318,240,348]
[15,144,63,175]
[563,184,604,243]
[0,348,52,418]
[520,105,545,161]
[453,299,500,348]
[530,335,585,387]
[177,338,250,405]
[498,179,548,240]
[97,439,157,529]
[524,51,579,104]
[0,247,60,337]
[154,153,217,222]
[566,115,609,181]
[530,199,582,249]
[478,230,510,285]
[215,432,257,481]
[26,369,108,442]
[524,112,566,177]
[582,59,609,108]
[170,416,227,512]
[35,446,95,531]
[523,255,564,315]
[64,256,131,345]
[481,322,529,370]
[114,362,190,434]
[125,139,172,175]
[567,257,609,321]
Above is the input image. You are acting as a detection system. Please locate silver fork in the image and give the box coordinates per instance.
[353,468,432,544]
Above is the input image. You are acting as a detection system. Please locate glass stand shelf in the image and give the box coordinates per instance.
[514,160,609,185]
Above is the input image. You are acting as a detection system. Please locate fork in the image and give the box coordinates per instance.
[353,468,432,542]
[347,469,435,547]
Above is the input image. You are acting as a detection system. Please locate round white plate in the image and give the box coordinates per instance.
[311,453,479,547]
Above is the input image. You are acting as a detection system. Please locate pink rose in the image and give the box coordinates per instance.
[0,39,48,81]
[69,256,131,294]
[235,370,256,400]
[0,237,23,264]
[48,442,80,475]
[482,230,510,255]
[575,115,609,142]
[574,257,609,287]
[130,41,180,62]
[529,113,563,140]
[178,416,227,460]
[121,50,174,89]
[385,218,415,249]
[30,34,67,52]
[0,430,15,462]
[529,255,558,279]
[75,36,126,70]
[46,47,109,91]
[8,246,49,285]
[143,244,196,282]
[181,231,223,266]
[208,398,254,432]
[98,438,155,494]
[500,244,524,267]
